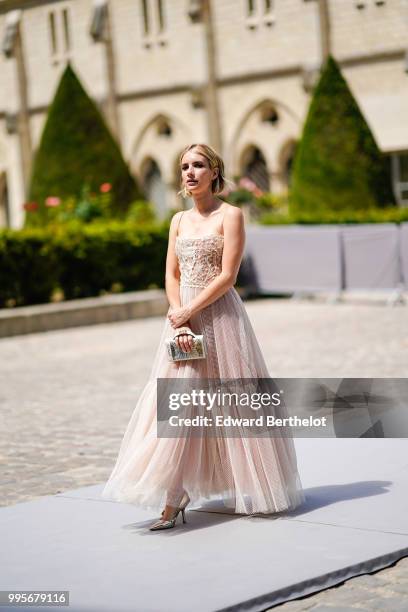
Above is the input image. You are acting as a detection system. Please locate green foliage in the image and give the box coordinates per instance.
[224,177,264,207]
[255,192,289,213]
[259,206,408,225]
[31,184,114,226]
[225,188,256,206]
[73,185,112,222]
[125,200,157,224]
[224,190,289,222]
[26,63,141,226]
[24,186,156,228]
[290,55,395,214]
[0,227,58,306]
[0,221,168,307]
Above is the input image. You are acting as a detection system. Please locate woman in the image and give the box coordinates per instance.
[101,143,305,530]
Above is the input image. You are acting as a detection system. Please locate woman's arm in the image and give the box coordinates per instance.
[168,206,245,329]
[165,211,183,310]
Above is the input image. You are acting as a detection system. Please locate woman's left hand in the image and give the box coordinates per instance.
[168,305,193,328]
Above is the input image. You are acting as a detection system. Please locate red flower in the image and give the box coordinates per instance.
[100,182,112,193]
[45,196,61,207]
[23,202,38,211]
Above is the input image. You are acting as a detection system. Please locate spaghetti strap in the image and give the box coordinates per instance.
[176,211,185,237]
[220,206,227,236]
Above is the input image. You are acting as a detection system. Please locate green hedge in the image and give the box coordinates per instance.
[259,207,408,225]
[0,221,169,307]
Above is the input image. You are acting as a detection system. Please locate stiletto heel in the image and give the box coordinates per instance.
[149,492,190,531]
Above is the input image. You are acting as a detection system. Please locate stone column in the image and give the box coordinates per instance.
[188,0,223,155]
[90,0,121,145]
[14,26,32,198]
[202,0,223,154]
[2,10,32,228]
[317,0,331,62]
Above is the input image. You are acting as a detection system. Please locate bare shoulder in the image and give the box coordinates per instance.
[222,203,244,225]
[169,210,184,234]
[170,210,184,226]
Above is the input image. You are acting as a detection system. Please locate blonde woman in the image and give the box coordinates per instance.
[102,143,305,530]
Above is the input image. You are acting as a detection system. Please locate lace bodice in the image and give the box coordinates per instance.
[175,234,224,288]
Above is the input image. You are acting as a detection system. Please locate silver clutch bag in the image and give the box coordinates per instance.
[166,328,207,362]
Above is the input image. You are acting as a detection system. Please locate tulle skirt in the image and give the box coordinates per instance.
[101,286,305,515]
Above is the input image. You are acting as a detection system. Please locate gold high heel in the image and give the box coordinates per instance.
[149,492,190,531]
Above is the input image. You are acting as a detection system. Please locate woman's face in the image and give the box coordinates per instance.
[180,149,218,195]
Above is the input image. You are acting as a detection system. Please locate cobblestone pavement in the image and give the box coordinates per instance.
[1,297,407,611]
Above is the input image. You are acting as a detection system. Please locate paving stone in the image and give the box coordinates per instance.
[384,583,408,596]
[362,597,408,610]
[307,605,361,611]
[317,588,374,605]
[272,598,317,611]
[344,575,390,589]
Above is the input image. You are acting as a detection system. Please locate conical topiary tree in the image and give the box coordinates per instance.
[290,54,395,214]
[27,62,141,221]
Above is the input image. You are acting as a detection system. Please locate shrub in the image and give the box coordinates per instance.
[0,221,168,307]
[290,55,395,214]
[259,206,408,225]
[125,200,157,225]
[26,63,141,226]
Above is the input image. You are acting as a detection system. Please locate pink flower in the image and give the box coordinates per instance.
[45,196,61,207]
[238,177,265,197]
[220,186,232,196]
[239,177,258,192]
[100,182,112,193]
[23,201,38,211]
[221,181,238,196]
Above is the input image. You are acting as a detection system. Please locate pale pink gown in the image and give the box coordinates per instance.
[101,226,305,515]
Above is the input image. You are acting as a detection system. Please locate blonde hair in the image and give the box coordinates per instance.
[178,143,226,198]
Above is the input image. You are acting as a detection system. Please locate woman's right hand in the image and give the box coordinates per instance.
[174,324,195,353]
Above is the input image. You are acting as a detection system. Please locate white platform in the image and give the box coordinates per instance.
[1,439,408,612]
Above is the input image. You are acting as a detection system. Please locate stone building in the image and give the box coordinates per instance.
[0,0,408,228]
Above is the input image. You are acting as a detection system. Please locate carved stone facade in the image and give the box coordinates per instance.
[1,0,408,228]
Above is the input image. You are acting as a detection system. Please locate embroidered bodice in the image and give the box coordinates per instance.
[176,234,224,288]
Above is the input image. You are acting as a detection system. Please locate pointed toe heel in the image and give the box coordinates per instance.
[149,492,190,531]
